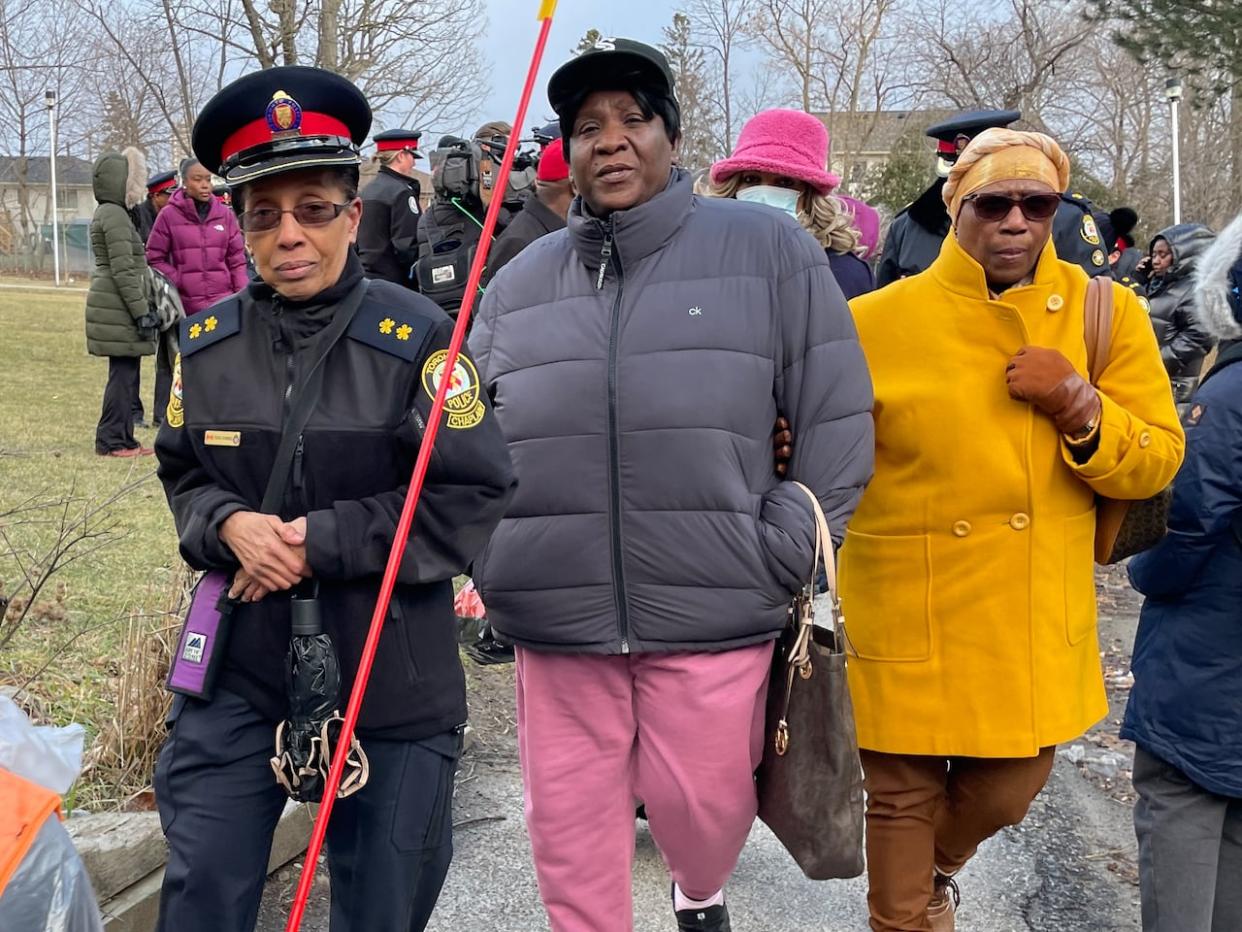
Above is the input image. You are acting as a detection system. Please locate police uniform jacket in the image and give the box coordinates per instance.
[843,234,1183,757]
[155,254,516,739]
[877,182,1111,286]
[358,165,422,288]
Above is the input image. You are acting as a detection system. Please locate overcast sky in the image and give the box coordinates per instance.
[465,2,672,140]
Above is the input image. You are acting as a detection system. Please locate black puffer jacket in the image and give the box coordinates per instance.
[1147,223,1217,400]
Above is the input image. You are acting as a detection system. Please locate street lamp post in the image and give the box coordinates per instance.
[1165,77,1182,226]
[45,89,60,286]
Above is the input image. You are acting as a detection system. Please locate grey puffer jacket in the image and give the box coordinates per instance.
[1147,223,1216,400]
[471,170,874,654]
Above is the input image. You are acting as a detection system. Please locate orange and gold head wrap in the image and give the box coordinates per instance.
[942,127,1071,223]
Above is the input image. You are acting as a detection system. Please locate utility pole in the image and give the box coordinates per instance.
[1165,77,1182,226]
[45,89,60,285]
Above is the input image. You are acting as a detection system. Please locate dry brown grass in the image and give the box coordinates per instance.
[79,567,191,809]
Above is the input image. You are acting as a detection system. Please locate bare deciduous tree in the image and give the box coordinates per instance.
[912,0,1096,130]
[663,12,722,170]
[75,0,490,163]
[688,0,754,154]
[0,0,98,263]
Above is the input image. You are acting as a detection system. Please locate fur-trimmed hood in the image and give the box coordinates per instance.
[121,147,148,209]
[1194,211,1242,342]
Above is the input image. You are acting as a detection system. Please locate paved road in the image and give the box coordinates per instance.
[261,579,1145,930]
[260,713,1141,930]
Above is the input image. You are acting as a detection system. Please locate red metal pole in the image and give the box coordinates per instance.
[284,8,558,930]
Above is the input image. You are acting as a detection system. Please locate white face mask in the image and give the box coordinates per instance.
[737,184,800,217]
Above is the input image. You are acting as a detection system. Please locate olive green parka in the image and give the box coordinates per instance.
[84,152,154,358]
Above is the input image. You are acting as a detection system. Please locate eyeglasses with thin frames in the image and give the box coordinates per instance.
[239,200,350,233]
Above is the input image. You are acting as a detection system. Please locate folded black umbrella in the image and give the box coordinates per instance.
[271,588,368,802]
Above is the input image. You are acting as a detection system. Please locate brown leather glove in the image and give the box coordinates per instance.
[1005,346,1102,435]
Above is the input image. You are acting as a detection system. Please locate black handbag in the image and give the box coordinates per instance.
[755,482,865,880]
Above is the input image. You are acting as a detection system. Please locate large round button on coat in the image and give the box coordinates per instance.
[952,520,972,537]
[1010,513,1031,530]
[1139,431,1152,448]
[1046,294,1064,312]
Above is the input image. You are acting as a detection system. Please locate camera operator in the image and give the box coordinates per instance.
[414,121,536,316]
[482,138,572,287]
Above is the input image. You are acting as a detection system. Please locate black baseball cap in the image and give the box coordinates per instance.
[192,66,371,185]
[548,38,676,136]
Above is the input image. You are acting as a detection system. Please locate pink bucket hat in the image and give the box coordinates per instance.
[710,109,841,195]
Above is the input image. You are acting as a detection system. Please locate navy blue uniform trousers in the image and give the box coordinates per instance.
[154,690,460,932]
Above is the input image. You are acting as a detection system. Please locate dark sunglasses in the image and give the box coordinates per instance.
[963,192,1060,222]
[239,200,350,233]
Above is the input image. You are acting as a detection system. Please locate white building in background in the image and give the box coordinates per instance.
[0,155,96,274]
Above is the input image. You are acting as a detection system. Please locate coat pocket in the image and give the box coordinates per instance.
[1064,510,1098,646]
[839,529,933,662]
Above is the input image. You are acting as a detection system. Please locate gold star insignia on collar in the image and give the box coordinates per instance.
[189,322,203,339]
[204,315,218,332]
[396,324,413,341]
[379,317,396,335]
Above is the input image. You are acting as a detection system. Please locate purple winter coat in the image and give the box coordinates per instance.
[146,190,248,315]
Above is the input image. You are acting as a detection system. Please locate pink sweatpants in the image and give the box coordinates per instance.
[515,642,774,932]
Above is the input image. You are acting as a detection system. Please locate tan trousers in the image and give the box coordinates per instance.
[860,747,1056,932]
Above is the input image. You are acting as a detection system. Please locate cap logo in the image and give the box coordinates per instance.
[266,91,303,137]
[590,37,616,52]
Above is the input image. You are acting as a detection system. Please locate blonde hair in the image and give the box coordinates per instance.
[371,151,401,168]
[699,173,862,256]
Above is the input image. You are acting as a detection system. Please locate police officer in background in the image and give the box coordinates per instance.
[153,65,515,932]
[415,122,529,317]
[878,109,1112,286]
[481,137,572,287]
[131,170,178,244]
[358,128,424,287]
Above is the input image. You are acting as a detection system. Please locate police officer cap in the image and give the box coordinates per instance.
[374,128,424,158]
[548,38,675,122]
[925,109,1021,144]
[192,66,371,185]
[146,170,178,195]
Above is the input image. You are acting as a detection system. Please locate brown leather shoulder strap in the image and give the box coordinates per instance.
[1084,276,1116,386]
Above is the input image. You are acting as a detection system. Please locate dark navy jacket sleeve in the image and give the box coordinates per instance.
[305,319,516,585]
[1129,366,1242,598]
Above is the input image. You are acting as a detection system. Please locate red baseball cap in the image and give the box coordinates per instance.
[536,138,569,182]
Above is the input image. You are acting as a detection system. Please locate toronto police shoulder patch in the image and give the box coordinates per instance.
[421,349,485,430]
[180,299,241,356]
[346,299,434,362]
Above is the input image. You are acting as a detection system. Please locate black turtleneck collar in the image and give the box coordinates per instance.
[250,250,366,348]
[567,168,694,273]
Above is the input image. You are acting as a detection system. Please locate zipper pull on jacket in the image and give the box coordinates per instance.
[596,218,614,291]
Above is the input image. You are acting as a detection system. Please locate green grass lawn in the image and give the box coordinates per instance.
[0,285,179,802]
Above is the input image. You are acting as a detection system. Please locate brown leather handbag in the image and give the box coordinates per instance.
[755,482,865,880]
[1084,277,1173,564]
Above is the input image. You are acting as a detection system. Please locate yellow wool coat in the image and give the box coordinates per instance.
[842,234,1184,758]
